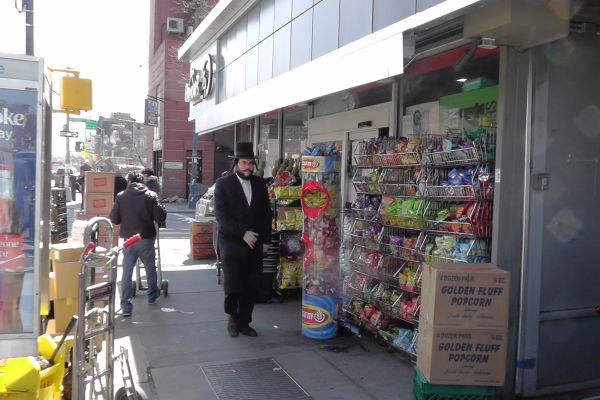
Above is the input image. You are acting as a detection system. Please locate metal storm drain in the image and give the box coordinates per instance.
[201,358,311,400]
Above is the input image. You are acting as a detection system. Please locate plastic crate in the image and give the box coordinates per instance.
[413,368,496,400]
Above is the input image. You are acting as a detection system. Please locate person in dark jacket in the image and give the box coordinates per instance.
[110,171,167,316]
[214,142,272,337]
[113,171,128,200]
[142,168,161,196]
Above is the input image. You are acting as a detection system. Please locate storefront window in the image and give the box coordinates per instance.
[259,0,275,41]
[273,23,291,77]
[312,0,339,59]
[373,0,415,31]
[282,105,308,161]
[291,8,312,69]
[236,119,254,143]
[339,0,372,47]
[274,0,292,31]
[403,52,500,135]
[258,112,280,177]
[258,36,274,84]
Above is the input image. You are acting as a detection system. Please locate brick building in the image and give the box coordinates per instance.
[147,0,219,198]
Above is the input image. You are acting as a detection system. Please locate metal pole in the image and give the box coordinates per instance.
[24,0,34,55]
[65,115,71,165]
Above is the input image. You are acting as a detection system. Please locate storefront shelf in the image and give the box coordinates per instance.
[423,201,493,238]
[419,233,491,264]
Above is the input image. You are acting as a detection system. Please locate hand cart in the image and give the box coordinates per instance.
[72,216,146,400]
[132,222,168,297]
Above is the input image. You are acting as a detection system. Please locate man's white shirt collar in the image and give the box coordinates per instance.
[236,174,252,205]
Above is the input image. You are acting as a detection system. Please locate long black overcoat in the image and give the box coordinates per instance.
[214,174,272,294]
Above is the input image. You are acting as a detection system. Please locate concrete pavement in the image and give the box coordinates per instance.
[110,204,415,400]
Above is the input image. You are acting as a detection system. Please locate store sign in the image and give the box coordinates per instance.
[185,54,214,104]
[302,304,331,328]
[144,98,159,127]
[164,161,183,170]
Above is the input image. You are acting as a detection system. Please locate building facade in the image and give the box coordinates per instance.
[147,0,219,198]
[179,0,600,397]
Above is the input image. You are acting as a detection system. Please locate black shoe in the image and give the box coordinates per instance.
[227,316,239,337]
[239,324,258,337]
[122,310,132,317]
[227,324,239,337]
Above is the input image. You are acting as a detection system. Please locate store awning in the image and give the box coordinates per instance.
[188,0,484,134]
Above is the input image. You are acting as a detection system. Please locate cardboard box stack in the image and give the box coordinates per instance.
[417,263,510,387]
[190,221,215,259]
[47,242,85,335]
[72,171,119,247]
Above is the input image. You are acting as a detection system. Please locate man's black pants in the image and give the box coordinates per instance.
[223,248,261,325]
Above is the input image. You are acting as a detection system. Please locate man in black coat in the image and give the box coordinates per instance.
[110,171,167,316]
[214,142,272,337]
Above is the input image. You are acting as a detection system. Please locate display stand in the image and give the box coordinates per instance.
[300,154,341,340]
[272,184,303,298]
[342,128,497,360]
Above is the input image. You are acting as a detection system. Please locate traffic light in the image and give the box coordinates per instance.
[75,141,84,152]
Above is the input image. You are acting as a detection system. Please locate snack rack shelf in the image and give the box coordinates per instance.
[422,200,493,238]
[422,165,494,201]
[378,167,423,197]
[273,188,304,295]
[420,127,497,167]
[343,127,497,358]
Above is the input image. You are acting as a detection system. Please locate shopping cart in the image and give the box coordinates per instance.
[132,222,169,297]
[72,216,146,400]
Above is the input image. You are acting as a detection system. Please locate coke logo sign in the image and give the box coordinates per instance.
[302,304,331,328]
[302,159,321,170]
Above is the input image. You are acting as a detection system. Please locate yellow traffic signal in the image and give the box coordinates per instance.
[61,76,92,111]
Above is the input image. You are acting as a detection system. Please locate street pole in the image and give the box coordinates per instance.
[65,115,71,165]
[24,0,34,56]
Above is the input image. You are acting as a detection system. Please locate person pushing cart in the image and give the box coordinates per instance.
[110,171,167,317]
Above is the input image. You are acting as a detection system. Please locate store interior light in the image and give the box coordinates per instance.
[456,78,468,82]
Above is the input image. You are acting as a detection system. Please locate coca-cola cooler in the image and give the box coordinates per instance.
[0,53,51,357]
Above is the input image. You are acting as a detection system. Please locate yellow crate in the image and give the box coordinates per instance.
[0,335,64,400]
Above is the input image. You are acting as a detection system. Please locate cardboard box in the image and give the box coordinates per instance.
[74,210,110,221]
[53,298,79,333]
[84,171,115,194]
[190,221,213,234]
[191,243,216,259]
[84,192,114,215]
[190,233,212,245]
[50,242,85,263]
[419,263,510,330]
[49,272,57,300]
[53,261,81,299]
[417,327,508,386]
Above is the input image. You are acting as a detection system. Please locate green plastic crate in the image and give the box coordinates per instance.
[413,368,497,400]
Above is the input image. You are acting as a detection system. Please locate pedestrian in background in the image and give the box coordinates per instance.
[77,163,92,210]
[110,171,167,317]
[142,168,161,196]
[113,170,128,200]
[214,142,272,337]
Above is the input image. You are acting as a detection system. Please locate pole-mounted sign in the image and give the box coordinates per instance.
[185,54,213,104]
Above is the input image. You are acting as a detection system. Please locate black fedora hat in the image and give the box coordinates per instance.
[229,142,255,159]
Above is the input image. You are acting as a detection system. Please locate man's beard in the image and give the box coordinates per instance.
[236,169,252,180]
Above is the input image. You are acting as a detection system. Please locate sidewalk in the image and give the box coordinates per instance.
[112,212,415,400]
[162,201,196,214]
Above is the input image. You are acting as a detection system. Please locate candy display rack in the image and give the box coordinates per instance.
[378,167,423,197]
[423,200,493,238]
[423,164,494,201]
[301,151,342,340]
[378,226,423,262]
[420,233,490,264]
[421,127,496,167]
[272,178,304,297]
